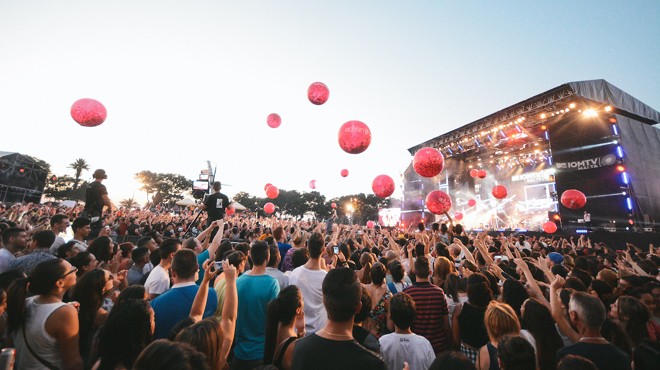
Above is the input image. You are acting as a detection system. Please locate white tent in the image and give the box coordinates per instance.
[230,201,246,211]
[176,197,197,206]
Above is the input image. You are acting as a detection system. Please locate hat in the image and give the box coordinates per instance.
[93,169,107,179]
[548,252,564,264]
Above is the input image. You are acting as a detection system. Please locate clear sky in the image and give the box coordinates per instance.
[1,1,658,205]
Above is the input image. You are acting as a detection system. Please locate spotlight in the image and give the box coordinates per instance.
[569,103,576,108]
[541,125,547,130]
[605,106,612,112]
[540,113,546,119]
[616,165,625,172]
[609,117,617,123]
[583,109,598,117]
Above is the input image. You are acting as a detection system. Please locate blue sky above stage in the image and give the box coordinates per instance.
[0,1,658,204]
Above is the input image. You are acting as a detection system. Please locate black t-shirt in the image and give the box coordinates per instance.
[204,192,230,222]
[84,181,108,217]
[556,342,631,370]
[127,223,140,236]
[291,333,385,370]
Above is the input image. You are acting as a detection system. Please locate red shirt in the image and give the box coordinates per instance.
[403,281,450,353]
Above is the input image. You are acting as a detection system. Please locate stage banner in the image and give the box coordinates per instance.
[555,154,617,171]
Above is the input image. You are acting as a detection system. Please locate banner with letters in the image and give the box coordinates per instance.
[555,154,617,172]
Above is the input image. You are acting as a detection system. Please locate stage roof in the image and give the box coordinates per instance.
[409,79,660,154]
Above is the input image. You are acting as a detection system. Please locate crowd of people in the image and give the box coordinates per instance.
[0,192,659,370]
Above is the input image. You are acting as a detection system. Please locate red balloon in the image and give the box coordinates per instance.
[264,183,273,191]
[560,189,587,209]
[469,169,478,178]
[267,113,281,128]
[340,169,349,177]
[71,98,107,127]
[266,185,279,199]
[543,221,558,234]
[413,147,445,177]
[372,175,395,198]
[307,82,329,105]
[225,206,235,216]
[264,202,275,214]
[477,170,487,179]
[454,212,463,221]
[338,120,371,154]
[331,202,337,209]
[492,185,508,200]
[467,199,477,207]
[309,180,316,189]
[426,190,452,215]
[366,221,375,229]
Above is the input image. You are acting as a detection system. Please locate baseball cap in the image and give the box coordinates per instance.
[548,252,564,264]
[93,169,108,179]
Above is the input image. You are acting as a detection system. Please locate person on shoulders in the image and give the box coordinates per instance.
[291,268,386,370]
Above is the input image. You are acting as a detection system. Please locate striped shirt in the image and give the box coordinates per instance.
[403,281,450,353]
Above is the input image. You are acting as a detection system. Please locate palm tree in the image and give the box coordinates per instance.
[69,158,89,190]
[120,197,140,209]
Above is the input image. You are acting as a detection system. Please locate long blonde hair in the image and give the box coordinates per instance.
[484,301,521,343]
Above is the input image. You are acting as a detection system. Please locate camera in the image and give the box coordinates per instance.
[214,261,224,272]
[333,246,339,254]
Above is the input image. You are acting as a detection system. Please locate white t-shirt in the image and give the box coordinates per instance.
[289,265,327,334]
[379,332,435,370]
[144,265,170,296]
[49,236,66,255]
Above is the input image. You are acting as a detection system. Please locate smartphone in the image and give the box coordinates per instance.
[494,255,502,262]
[333,246,339,255]
[214,261,224,272]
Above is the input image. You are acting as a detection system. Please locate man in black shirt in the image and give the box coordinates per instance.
[199,181,230,239]
[292,268,385,370]
[556,291,631,370]
[83,169,114,239]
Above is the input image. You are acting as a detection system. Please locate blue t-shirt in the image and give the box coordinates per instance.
[151,283,217,339]
[234,273,280,360]
[277,242,292,270]
[196,250,210,285]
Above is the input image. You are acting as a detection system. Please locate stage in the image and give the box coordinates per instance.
[403,80,660,234]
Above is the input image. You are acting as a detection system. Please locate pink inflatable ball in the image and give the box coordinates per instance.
[372,174,395,198]
[560,189,587,209]
[491,185,508,200]
[543,221,558,234]
[264,202,276,214]
[425,190,452,215]
[307,82,329,105]
[309,180,317,189]
[338,120,372,154]
[469,169,478,178]
[225,206,235,216]
[340,169,349,177]
[71,98,107,127]
[331,202,337,209]
[264,183,273,191]
[454,212,463,221]
[413,147,445,178]
[366,221,375,229]
[477,170,487,179]
[266,185,279,199]
[467,199,477,207]
[267,113,281,128]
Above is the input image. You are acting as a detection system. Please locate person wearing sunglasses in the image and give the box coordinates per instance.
[6,258,84,370]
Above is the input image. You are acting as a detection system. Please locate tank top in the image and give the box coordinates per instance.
[457,303,489,348]
[273,336,297,369]
[13,296,67,369]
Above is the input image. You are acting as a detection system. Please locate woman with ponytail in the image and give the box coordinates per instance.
[357,252,375,284]
[264,285,305,370]
[7,258,83,369]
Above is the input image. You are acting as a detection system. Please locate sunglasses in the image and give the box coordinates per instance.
[59,267,78,279]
